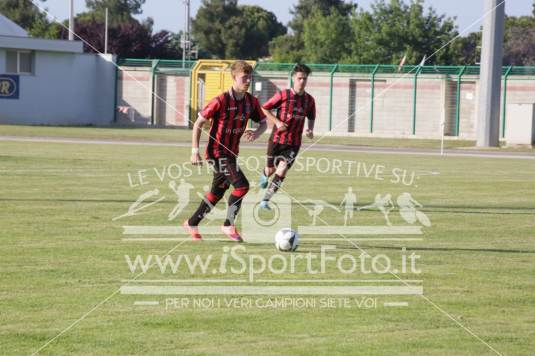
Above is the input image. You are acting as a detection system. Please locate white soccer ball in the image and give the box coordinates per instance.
[275,228,299,252]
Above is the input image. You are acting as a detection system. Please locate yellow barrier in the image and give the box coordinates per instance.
[189,59,256,126]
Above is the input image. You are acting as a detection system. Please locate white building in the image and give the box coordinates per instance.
[0,13,115,125]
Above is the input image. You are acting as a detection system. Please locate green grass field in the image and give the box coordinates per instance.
[1,127,534,355]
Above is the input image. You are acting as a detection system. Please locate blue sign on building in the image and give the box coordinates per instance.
[0,74,19,99]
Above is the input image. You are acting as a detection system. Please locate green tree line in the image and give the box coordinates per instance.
[1,0,534,65]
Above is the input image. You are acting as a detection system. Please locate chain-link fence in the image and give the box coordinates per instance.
[115,59,535,140]
[253,63,535,139]
[115,58,195,127]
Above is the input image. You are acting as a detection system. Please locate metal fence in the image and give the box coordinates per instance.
[253,63,535,139]
[115,59,535,139]
[115,58,195,127]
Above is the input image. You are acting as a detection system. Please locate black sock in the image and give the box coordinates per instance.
[188,198,217,226]
[263,174,285,202]
[223,194,245,226]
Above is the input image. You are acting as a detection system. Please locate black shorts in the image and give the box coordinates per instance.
[207,156,249,190]
[266,142,300,169]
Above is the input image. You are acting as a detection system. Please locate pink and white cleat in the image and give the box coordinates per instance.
[221,225,243,242]
[183,220,202,241]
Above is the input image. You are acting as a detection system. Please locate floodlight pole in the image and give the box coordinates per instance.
[104,8,109,54]
[68,0,74,40]
[476,0,505,147]
[182,0,190,68]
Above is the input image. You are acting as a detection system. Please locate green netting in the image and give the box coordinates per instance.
[117,58,152,67]
[158,60,196,68]
[336,64,378,73]
[117,58,196,74]
[464,66,480,75]
[420,66,463,75]
[307,64,337,73]
[117,59,535,78]
[254,62,295,72]
[510,66,535,76]
[254,63,535,77]
[156,60,196,74]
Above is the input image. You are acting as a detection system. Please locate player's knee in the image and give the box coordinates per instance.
[205,191,223,204]
[276,163,288,176]
[231,186,249,198]
[231,178,249,197]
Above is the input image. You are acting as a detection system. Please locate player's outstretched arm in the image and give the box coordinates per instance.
[262,108,287,132]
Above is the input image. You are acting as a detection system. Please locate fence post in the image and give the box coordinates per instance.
[113,60,119,122]
[412,66,423,135]
[328,64,338,132]
[455,66,467,136]
[501,66,513,138]
[150,59,160,126]
[370,64,379,133]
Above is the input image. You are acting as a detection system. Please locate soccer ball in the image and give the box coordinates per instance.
[275,228,299,252]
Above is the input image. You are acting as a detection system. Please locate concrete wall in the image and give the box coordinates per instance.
[0,48,5,72]
[253,72,448,138]
[116,67,151,125]
[116,68,191,127]
[154,74,190,127]
[504,79,535,137]
[252,71,535,140]
[0,51,115,125]
[457,81,478,138]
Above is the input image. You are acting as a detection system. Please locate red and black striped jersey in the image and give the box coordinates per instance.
[200,88,266,159]
[262,89,316,146]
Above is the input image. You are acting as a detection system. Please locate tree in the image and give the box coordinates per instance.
[502,12,535,66]
[288,0,356,35]
[85,0,146,24]
[192,0,286,59]
[147,30,182,59]
[0,0,59,38]
[503,27,535,65]
[303,10,351,63]
[269,34,306,62]
[192,0,238,58]
[348,0,459,65]
[455,31,481,65]
[228,5,286,59]
[271,0,356,62]
[453,8,535,66]
[58,16,180,59]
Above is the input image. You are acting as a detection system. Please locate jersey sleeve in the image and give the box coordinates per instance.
[250,97,267,123]
[262,91,283,110]
[199,97,221,120]
[307,96,316,121]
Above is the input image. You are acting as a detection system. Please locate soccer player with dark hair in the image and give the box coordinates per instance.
[258,64,316,209]
[183,60,269,242]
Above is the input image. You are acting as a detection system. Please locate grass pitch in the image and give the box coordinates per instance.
[1,127,534,355]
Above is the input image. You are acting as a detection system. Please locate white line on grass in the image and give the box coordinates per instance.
[133,301,160,306]
[384,302,409,307]
[2,136,532,159]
